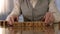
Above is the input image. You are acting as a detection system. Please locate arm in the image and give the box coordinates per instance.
[5,0,23,30]
[49,0,60,22]
[6,0,22,23]
[8,0,21,16]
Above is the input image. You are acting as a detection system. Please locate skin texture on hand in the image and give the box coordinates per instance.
[44,12,55,24]
[6,15,18,25]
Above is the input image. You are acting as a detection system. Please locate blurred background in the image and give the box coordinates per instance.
[0,0,14,20]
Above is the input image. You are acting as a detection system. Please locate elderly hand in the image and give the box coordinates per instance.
[44,12,55,24]
[6,15,18,25]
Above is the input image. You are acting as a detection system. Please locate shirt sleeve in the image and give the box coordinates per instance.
[49,0,60,22]
[8,0,21,16]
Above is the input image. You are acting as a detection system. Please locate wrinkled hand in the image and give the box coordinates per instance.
[44,12,55,24]
[6,15,18,25]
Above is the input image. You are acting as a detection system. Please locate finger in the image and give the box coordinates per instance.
[8,18,12,25]
[45,13,50,23]
[49,13,54,23]
[47,13,53,23]
[45,12,54,26]
[45,19,50,24]
[10,17,14,24]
